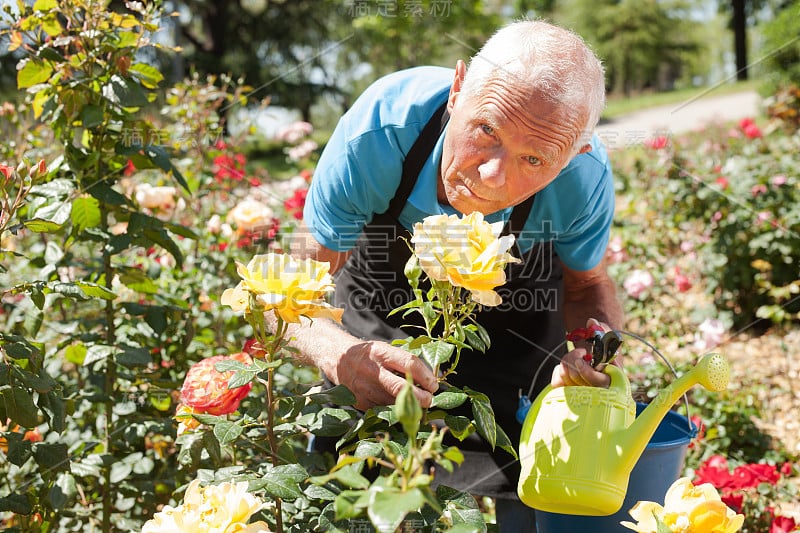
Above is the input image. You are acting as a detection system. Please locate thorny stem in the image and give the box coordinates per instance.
[248,309,286,533]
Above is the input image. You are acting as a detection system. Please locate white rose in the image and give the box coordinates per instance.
[226,198,273,232]
[135,183,178,210]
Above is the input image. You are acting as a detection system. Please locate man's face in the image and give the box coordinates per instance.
[439,66,588,215]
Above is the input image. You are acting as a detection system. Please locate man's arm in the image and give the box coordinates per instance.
[551,259,624,388]
[283,221,438,410]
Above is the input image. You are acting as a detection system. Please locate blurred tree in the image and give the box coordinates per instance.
[759,0,800,91]
[537,0,702,96]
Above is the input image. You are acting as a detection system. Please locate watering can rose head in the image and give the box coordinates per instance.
[410,212,520,306]
[221,252,343,324]
[621,477,744,533]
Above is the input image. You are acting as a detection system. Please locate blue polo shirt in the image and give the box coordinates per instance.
[304,66,615,272]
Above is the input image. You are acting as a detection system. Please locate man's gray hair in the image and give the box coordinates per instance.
[461,20,606,153]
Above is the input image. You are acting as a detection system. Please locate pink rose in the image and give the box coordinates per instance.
[695,318,726,350]
[623,269,653,300]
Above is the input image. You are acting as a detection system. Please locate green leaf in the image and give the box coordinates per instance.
[29,178,74,198]
[465,388,496,450]
[6,434,33,467]
[213,421,243,445]
[463,326,487,353]
[227,370,256,390]
[444,415,474,441]
[1,386,39,428]
[17,59,53,89]
[71,196,101,231]
[309,408,355,437]
[304,484,337,502]
[213,360,251,373]
[306,384,357,406]
[368,488,425,533]
[421,340,455,369]
[437,486,484,529]
[32,442,70,474]
[74,281,115,300]
[80,104,105,129]
[40,13,63,36]
[115,346,152,368]
[431,389,468,410]
[143,144,190,192]
[0,493,32,514]
[104,74,149,107]
[128,63,164,89]
[118,267,159,294]
[333,490,367,520]
[64,343,87,364]
[33,0,58,10]
[143,228,184,268]
[257,464,307,500]
[25,201,72,231]
[49,473,76,511]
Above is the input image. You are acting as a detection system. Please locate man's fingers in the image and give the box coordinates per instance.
[382,348,438,393]
[377,366,433,408]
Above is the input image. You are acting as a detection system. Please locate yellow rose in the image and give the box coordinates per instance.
[410,212,519,306]
[142,479,271,533]
[221,253,343,324]
[621,477,744,533]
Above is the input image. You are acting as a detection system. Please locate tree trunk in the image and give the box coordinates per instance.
[732,0,748,80]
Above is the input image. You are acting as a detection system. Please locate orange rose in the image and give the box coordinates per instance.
[179,352,253,416]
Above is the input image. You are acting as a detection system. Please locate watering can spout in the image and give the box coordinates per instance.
[619,353,730,474]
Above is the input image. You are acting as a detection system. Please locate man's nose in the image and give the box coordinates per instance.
[477,155,506,188]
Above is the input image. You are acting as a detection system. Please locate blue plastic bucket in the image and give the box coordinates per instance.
[535,404,696,533]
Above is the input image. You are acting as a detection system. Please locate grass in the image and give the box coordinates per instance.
[602,79,761,119]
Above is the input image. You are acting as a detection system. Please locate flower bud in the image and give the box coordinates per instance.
[404,254,421,288]
[394,375,422,440]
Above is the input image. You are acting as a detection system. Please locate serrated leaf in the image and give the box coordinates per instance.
[465,388,496,450]
[227,370,255,390]
[32,442,69,474]
[258,464,307,500]
[49,473,76,511]
[128,63,163,89]
[463,326,487,353]
[71,196,101,231]
[6,434,33,467]
[80,104,104,128]
[104,74,149,107]
[143,144,189,192]
[115,346,152,368]
[304,484,337,501]
[213,360,250,373]
[0,493,32,514]
[444,415,474,441]
[368,488,425,533]
[306,384,357,406]
[213,421,243,445]
[421,340,455,369]
[1,386,39,428]
[74,281,115,300]
[431,389,468,410]
[17,59,53,89]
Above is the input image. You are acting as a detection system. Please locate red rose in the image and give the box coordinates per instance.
[180,352,253,416]
[770,515,798,533]
[743,123,762,139]
[695,455,736,489]
[720,490,743,513]
[732,463,780,489]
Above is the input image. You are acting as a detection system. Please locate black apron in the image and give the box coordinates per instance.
[330,103,567,499]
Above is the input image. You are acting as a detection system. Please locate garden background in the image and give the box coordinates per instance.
[1,1,799,532]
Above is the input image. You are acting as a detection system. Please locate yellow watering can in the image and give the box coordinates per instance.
[517,351,730,516]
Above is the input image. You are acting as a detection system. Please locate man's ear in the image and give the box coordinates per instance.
[577,143,593,155]
[448,60,467,112]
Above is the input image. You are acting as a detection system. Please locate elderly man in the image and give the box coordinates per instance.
[288,19,624,531]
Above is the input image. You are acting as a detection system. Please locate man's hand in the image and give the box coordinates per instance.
[551,318,620,388]
[325,340,439,411]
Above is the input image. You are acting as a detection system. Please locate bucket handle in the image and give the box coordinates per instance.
[615,329,694,434]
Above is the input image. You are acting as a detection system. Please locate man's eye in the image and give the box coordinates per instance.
[480,124,495,136]
[526,155,542,166]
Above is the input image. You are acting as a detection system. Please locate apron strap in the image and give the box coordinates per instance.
[387,102,450,219]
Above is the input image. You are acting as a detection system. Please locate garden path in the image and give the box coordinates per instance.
[597,89,761,149]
